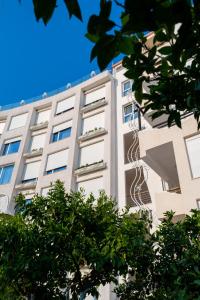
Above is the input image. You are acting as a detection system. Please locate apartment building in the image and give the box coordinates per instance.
[0,61,200,299]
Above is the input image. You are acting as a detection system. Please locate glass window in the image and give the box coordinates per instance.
[2,140,20,155]
[56,96,75,115]
[0,164,14,185]
[45,149,68,174]
[46,165,67,175]
[52,127,71,143]
[123,104,138,123]
[22,161,40,183]
[122,80,131,96]
[36,109,50,125]
[185,135,200,178]
[30,133,46,151]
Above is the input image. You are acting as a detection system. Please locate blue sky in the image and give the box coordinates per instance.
[0,1,121,107]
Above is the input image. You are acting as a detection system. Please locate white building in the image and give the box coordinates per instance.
[0,61,200,299]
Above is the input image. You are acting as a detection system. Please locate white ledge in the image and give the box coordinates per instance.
[15,181,37,190]
[78,128,107,142]
[75,161,106,176]
[23,149,43,158]
[81,99,107,113]
[30,121,48,131]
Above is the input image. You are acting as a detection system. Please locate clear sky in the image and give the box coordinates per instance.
[0,1,121,107]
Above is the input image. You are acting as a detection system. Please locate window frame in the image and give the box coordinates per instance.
[196,199,200,210]
[45,149,69,175]
[122,80,132,97]
[9,113,28,130]
[46,165,67,175]
[123,103,138,123]
[0,164,14,185]
[2,140,20,156]
[52,127,71,143]
[185,134,200,179]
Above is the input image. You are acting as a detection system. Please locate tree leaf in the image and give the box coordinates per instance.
[33,0,57,24]
[158,46,172,55]
[63,0,82,21]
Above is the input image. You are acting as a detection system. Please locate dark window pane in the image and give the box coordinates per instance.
[2,144,9,155]
[59,127,71,140]
[52,132,58,142]
[0,165,14,184]
[9,141,20,153]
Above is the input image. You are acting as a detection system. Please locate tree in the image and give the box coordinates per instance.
[29,0,200,128]
[0,181,151,299]
[0,181,200,299]
[115,210,200,300]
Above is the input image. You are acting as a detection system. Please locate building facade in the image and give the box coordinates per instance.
[0,62,200,299]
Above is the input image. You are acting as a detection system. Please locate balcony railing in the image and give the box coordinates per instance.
[0,70,111,112]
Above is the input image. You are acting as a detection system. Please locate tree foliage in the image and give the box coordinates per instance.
[116,210,200,300]
[0,181,200,299]
[30,0,200,128]
[0,181,151,299]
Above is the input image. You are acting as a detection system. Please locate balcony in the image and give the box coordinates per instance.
[75,161,106,176]
[78,128,107,143]
[23,148,43,159]
[125,168,151,207]
[81,98,107,114]
[139,132,180,190]
[155,190,184,220]
[15,179,37,190]
[30,121,48,131]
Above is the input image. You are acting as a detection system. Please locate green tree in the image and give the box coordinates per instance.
[116,210,200,300]
[0,181,151,299]
[30,0,200,128]
[1,181,200,299]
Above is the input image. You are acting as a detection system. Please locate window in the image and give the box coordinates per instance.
[0,121,5,135]
[15,195,33,214]
[77,177,104,198]
[22,161,40,183]
[123,104,138,123]
[2,138,20,155]
[56,95,75,115]
[196,199,200,210]
[30,133,46,151]
[0,164,14,184]
[52,121,72,143]
[80,141,104,167]
[46,149,69,174]
[84,86,105,106]
[122,80,131,96]
[36,109,50,124]
[9,113,28,130]
[186,135,200,178]
[82,112,105,135]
